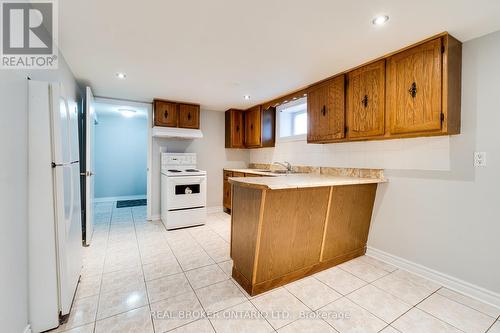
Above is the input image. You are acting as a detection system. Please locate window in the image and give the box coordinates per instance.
[277,97,307,141]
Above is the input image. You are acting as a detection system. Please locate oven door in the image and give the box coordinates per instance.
[166,175,207,210]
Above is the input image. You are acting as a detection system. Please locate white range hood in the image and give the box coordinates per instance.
[152,126,203,139]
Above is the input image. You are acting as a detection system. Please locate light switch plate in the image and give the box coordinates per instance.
[474,152,486,167]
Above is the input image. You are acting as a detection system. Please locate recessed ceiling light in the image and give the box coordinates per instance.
[116,72,127,79]
[243,95,251,100]
[372,15,389,25]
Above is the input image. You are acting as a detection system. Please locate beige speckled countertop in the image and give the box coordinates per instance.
[228,173,386,190]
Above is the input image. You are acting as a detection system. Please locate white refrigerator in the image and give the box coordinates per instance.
[28,80,83,332]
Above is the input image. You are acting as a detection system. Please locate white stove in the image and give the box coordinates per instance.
[160,153,207,230]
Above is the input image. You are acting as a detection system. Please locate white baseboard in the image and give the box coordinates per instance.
[366,246,500,309]
[148,214,161,221]
[207,206,223,214]
[23,324,32,333]
[148,206,222,222]
[94,195,146,203]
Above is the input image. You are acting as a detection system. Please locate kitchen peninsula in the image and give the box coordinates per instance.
[228,170,386,296]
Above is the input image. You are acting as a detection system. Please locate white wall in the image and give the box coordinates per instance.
[94,112,148,199]
[0,56,81,333]
[150,110,249,217]
[250,31,500,296]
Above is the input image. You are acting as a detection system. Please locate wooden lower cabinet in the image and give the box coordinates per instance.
[223,170,267,212]
[223,170,233,210]
[230,183,378,296]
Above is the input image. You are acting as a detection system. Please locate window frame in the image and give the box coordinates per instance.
[276,97,308,143]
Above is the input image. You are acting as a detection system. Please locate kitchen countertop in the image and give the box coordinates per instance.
[228,173,386,190]
[224,168,281,176]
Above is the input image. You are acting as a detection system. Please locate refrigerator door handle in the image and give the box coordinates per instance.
[52,160,79,168]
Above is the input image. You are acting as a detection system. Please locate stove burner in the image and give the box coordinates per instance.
[168,169,181,172]
[186,169,199,172]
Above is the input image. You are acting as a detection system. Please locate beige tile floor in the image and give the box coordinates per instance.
[49,202,500,333]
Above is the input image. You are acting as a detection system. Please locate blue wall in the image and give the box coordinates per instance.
[94,112,147,199]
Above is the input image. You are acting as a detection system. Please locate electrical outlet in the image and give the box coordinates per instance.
[474,152,486,167]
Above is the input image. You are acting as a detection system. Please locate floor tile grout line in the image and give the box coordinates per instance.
[434,288,500,320]
[231,278,277,330]
[132,207,156,333]
[151,217,217,332]
[90,203,115,332]
[337,264,391,284]
[484,315,500,333]
[398,288,468,333]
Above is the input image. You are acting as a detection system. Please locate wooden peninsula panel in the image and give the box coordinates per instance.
[230,186,262,285]
[256,187,330,283]
[320,184,377,262]
[230,178,381,296]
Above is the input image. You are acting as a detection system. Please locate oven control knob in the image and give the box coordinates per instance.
[185,187,192,194]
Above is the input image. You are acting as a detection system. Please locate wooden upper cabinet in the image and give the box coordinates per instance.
[387,38,443,135]
[225,109,244,148]
[347,60,386,139]
[307,75,346,143]
[178,103,200,129]
[245,106,262,147]
[154,100,178,127]
[261,106,276,148]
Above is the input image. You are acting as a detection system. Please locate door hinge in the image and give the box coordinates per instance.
[440,112,445,122]
[345,126,349,133]
[441,45,446,54]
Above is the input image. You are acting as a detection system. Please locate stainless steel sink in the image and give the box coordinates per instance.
[258,169,301,175]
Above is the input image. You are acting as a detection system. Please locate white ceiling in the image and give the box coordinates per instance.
[59,0,500,111]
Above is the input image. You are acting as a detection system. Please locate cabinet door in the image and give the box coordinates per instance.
[308,75,345,142]
[387,38,442,134]
[178,103,200,129]
[261,107,276,147]
[232,110,244,147]
[245,106,262,147]
[223,180,231,209]
[347,60,385,138]
[154,100,178,127]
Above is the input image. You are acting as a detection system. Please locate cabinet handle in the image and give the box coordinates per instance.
[187,112,191,120]
[322,105,327,116]
[236,125,239,132]
[250,124,253,130]
[361,95,369,108]
[408,82,417,98]
[164,110,168,118]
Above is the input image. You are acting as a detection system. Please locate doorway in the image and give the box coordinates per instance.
[81,93,152,245]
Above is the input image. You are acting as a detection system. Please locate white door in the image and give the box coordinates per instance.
[85,87,96,245]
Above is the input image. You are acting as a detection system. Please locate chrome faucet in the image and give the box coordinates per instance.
[273,161,292,173]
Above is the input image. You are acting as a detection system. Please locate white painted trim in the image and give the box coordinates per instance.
[146,103,153,221]
[94,195,146,203]
[366,246,500,309]
[207,206,223,214]
[149,214,161,221]
[23,324,32,333]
